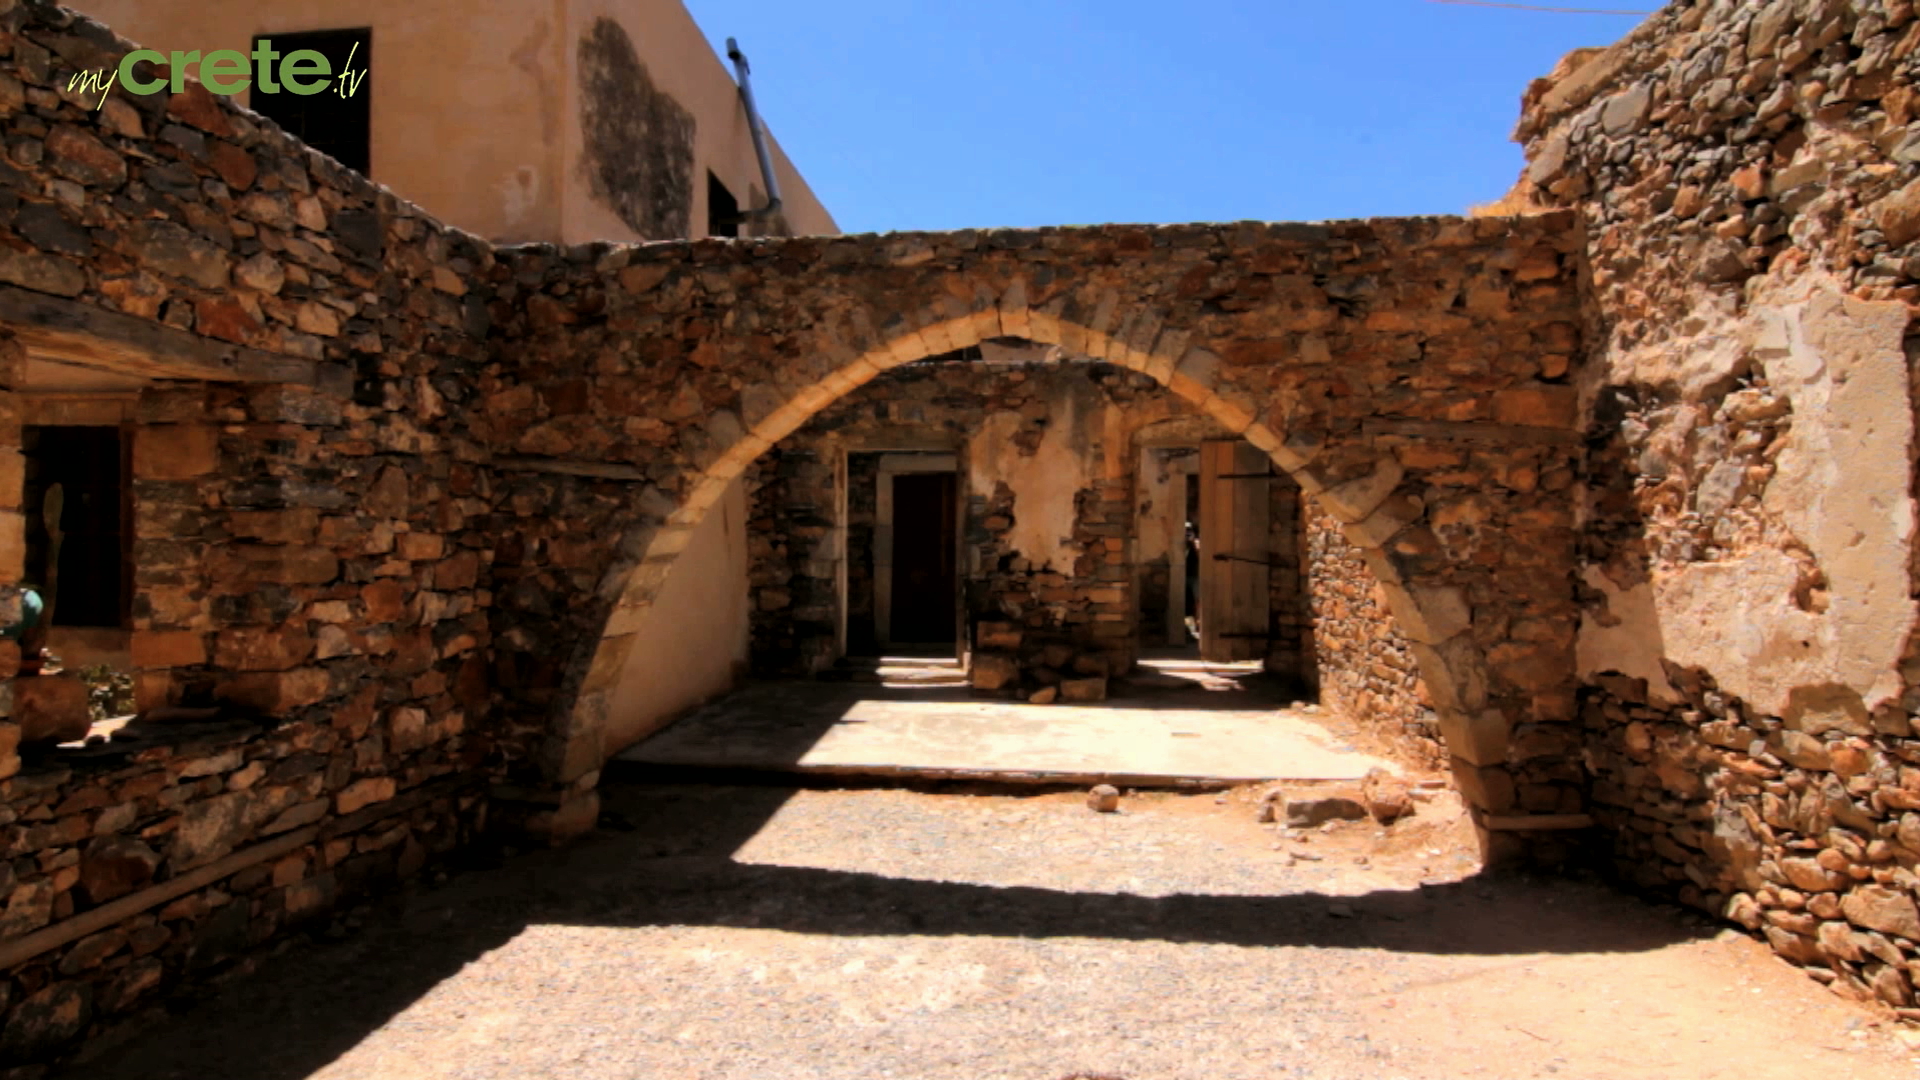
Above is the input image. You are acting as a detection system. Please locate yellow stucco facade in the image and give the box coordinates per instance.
[72,0,839,244]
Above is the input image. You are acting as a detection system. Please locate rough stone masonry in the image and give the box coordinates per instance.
[1502,0,1920,1017]
[0,0,1910,1066]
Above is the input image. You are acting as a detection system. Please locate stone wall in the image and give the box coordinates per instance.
[1511,0,1920,1013]
[487,210,1590,859]
[741,354,1296,691]
[0,0,1605,1061]
[0,2,500,1064]
[1307,505,1440,765]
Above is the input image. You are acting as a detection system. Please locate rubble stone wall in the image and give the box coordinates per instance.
[486,211,1591,853]
[1511,0,1920,1013]
[740,356,1323,693]
[0,2,500,1063]
[0,0,1602,1061]
[1307,505,1441,765]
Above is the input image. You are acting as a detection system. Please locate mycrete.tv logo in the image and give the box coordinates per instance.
[65,40,366,109]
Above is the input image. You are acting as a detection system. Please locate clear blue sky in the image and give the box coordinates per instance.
[683,0,1650,233]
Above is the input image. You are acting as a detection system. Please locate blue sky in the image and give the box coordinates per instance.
[684,0,1650,233]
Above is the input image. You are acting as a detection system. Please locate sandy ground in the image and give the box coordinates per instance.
[59,779,1915,1080]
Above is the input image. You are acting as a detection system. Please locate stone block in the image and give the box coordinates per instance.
[527,789,601,846]
[13,673,90,744]
[213,626,315,672]
[133,425,219,480]
[335,776,397,815]
[215,668,331,713]
[1285,791,1368,827]
[78,836,162,905]
[970,654,1018,691]
[131,629,207,669]
[1060,676,1108,703]
[0,509,24,583]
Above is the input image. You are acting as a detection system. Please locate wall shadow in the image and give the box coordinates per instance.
[57,779,1714,1080]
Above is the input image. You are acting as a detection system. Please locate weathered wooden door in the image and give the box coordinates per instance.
[1197,440,1271,663]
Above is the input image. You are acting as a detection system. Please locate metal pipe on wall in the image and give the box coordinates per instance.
[724,37,783,229]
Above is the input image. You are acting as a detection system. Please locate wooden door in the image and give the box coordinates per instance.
[1197,441,1271,662]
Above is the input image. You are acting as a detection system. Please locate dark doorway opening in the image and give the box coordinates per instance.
[888,471,957,646]
[23,426,130,629]
[248,29,372,176]
[707,171,740,238]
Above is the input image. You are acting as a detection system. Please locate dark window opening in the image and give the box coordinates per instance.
[707,171,740,238]
[248,29,372,176]
[22,426,131,630]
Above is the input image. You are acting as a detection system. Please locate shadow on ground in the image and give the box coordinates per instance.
[57,779,1714,1080]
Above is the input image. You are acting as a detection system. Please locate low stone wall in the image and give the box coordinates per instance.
[0,715,484,1063]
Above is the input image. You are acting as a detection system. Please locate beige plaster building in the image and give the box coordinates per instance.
[72,0,839,245]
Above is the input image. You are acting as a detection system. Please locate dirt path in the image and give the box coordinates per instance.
[60,780,1912,1080]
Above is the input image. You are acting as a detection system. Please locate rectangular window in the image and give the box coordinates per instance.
[22,426,130,629]
[249,28,372,176]
[707,171,740,238]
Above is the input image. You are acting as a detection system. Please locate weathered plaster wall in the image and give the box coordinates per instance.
[74,0,572,244]
[558,0,837,243]
[602,476,748,750]
[1133,445,1192,648]
[1512,0,1920,1012]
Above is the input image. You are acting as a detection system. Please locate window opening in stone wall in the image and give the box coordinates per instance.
[707,171,740,237]
[249,29,372,176]
[22,425,130,632]
[16,424,137,745]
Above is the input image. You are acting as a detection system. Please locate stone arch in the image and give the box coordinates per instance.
[540,282,1551,862]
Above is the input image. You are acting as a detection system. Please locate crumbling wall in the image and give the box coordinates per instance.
[1266,469,1312,689]
[1514,0,1920,1011]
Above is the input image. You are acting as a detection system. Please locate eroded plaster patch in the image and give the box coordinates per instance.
[967,396,1094,572]
[1576,565,1680,703]
[1647,281,1915,716]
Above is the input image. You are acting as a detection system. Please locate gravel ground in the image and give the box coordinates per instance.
[59,778,1913,1080]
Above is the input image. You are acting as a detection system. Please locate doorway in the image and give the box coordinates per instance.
[888,472,957,645]
[871,453,960,650]
[1196,440,1272,663]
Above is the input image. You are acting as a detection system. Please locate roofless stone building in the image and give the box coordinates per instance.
[0,0,1918,1062]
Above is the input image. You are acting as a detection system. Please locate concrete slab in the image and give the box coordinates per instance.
[617,661,1398,785]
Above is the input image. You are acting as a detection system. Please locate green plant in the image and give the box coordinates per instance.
[76,664,135,724]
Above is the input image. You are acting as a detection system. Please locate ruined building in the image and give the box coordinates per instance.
[0,0,1918,1065]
